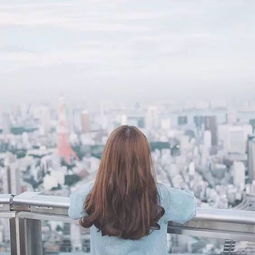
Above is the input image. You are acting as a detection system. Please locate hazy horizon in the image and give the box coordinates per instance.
[0,0,255,105]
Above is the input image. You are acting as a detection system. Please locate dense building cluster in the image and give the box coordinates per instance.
[0,98,255,254]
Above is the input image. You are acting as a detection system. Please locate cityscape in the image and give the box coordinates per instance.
[1,0,255,253]
[0,98,255,254]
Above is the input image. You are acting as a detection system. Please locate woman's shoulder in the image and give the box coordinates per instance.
[156,182,195,198]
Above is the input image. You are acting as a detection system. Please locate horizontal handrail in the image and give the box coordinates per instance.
[9,192,255,224]
[0,194,13,204]
[0,192,255,242]
[12,192,69,209]
[195,207,255,224]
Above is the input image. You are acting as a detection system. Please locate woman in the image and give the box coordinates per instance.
[68,125,196,255]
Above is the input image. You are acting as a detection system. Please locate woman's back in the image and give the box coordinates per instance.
[68,180,196,255]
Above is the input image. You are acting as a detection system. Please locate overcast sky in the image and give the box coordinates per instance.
[0,0,254,106]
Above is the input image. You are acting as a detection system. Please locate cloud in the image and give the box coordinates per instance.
[0,0,254,103]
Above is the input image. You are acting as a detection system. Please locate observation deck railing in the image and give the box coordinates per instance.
[0,192,254,255]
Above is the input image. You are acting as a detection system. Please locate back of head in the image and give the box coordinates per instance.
[80,125,165,240]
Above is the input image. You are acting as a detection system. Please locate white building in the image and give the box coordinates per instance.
[218,124,252,154]
[203,130,212,149]
[232,161,246,191]
[145,106,159,130]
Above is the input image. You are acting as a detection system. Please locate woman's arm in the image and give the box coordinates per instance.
[68,180,94,220]
[161,184,197,224]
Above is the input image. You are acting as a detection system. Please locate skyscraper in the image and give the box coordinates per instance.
[178,116,188,126]
[2,153,21,195]
[57,98,77,163]
[81,110,90,133]
[218,124,252,155]
[232,161,245,191]
[204,116,218,146]
[247,135,255,182]
[1,112,11,134]
[39,106,51,134]
[145,106,159,130]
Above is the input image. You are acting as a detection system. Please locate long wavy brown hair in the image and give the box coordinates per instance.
[80,125,165,240]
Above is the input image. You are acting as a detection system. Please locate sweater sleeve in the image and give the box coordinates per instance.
[68,180,94,220]
[161,184,197,224]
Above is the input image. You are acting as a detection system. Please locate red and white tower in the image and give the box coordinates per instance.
[57,97,77,163]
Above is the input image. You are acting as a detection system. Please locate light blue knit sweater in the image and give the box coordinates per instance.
[68,181,197,255]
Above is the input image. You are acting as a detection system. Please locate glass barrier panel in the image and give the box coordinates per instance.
[0,218,11,255]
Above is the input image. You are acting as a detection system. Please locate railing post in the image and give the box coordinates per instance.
[9,217,18,255]
[16,217,43,255]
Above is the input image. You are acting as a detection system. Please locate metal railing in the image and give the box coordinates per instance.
[0,192,255,255]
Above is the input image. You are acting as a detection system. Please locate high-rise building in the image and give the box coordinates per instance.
[204,116,218,146]
[81,110,90,133]
[248,135,255,182]
[193,116,205,129]
[232,161,245,191]
[2,154,21,195]
[1,112,11,134]
[57,98,77,163]
[178,116,187,126]
[203,130,212,149]
[145,106,159,130]
[39,106,51,134]
[219,124,252,155]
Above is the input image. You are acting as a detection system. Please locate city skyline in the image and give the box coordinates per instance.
[0,0,255,253]
[0,97,255,253]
